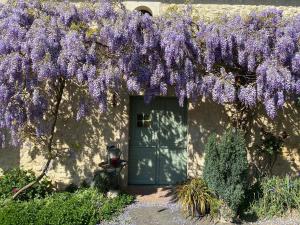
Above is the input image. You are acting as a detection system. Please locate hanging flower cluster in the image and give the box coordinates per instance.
[0,0,299,146]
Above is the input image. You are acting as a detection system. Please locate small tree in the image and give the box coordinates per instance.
[203,129,248,216]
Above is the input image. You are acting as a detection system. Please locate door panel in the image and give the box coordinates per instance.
[159,98,187,148]
[129,96,187,185]
[128,147,157,185]
[158,147,187,185]
[129,98,158,147]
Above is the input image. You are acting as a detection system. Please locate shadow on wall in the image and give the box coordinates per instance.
[188,98,300,178]
[247,101,300,177]
[126,0,300,7]
[50,83,129,188]
[0,82,130,189]
[0,146,20,175]
[50,93,300,184]
[187,98,230,178]
[0,85,299,186]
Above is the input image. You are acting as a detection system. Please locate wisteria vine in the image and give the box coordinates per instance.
[0,0,300,147]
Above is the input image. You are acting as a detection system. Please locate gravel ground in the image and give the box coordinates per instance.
[246,216,300,225]
[101,202,214,225]
[101,202,300,225]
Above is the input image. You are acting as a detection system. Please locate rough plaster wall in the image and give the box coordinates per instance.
[163,4,300,20]
[124,0,300,18]
[187,99,231,178]
[0,85,130,189]
[187,100,300,178]
[248,103,300,177]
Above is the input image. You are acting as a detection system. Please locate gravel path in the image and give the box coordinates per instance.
[246,216,300,225]
[101,202,300,225]
[101,202,214,225]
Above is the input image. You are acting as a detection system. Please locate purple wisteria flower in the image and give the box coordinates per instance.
[0,0,299,147]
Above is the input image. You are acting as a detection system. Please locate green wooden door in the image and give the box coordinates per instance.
[128,96,187,185]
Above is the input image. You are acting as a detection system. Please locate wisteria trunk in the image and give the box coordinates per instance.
[232,101,254,132]
[12,78,66,200]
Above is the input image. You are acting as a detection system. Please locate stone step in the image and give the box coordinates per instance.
[123,185,177,203]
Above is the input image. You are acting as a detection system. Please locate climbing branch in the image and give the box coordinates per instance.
[12,77,66,200]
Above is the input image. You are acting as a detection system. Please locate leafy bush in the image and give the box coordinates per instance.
[240,180,262,215]
[176,178,220,217]
[0,199,43,225]
[203,129,248,215]
[0,188,133,225]
[249,176,300,218]
[35,189,101,225]
[0,168,53,200]
[100,194,134,221]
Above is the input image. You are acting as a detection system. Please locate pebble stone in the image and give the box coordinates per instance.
[101,202,300,225]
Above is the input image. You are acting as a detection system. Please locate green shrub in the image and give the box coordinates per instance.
[100,194,134,221]
[0,199,43,225]
[0,168,53,200]
[240,180,262,215]
[249,176,300,218]
[35,189,102,225]
[203,129,248,215]
[176,178,220,217]
[0,188,133,225]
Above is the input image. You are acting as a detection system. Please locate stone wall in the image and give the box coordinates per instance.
[187,100,300,178]
[1,89,299,188]
[0,85,131,189]
[123,0,300,17]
